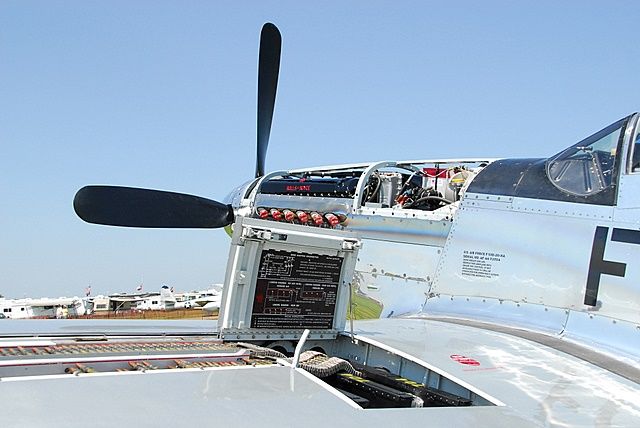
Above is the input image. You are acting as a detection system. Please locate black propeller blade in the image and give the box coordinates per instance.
[255,22,281,178]
[74,23,282,230]
[74,186,234,229]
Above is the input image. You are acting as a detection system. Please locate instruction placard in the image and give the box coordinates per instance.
[461,250,505,279]
[251,249,343,329]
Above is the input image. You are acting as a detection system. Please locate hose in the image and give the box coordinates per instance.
[403,195,452,209]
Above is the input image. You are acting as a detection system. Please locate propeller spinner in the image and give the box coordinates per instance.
[74,23,282,229]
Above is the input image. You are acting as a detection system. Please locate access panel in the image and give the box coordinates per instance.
[218,216,360,341]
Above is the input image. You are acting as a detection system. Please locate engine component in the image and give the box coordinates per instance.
[253,208,345,228]
[260,176,360,197]
[324,213,339,227]
[422,167,450,191]
[335,388,370,408]
[296,351,360,378]
[282,209,295,222]
[296,210,309,223]
[256,207,269,219]
[310,211,324,226]
[269,208,283,221]
[333,372,424,408]
[355,364,472,407]
[236,342,287,359]
[378,173,404,207]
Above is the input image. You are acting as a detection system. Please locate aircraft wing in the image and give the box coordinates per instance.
[0,318,637,427]
[354,318,640,425]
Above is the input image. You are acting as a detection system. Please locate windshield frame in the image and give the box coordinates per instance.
[545,115,633,198]
[625,113,640,174]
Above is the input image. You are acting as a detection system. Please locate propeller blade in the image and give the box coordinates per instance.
[73,186,234,229]
[255,22,281,178]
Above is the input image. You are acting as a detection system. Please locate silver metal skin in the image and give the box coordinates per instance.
[230,114,640,367]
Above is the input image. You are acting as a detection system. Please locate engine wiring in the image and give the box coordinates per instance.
[362,172,382,203]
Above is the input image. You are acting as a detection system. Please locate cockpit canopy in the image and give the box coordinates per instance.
[466,113,639,205]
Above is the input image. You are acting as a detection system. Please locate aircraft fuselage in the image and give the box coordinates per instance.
[228,113,640,363]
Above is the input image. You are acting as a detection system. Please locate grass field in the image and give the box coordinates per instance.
[347,290,383,320]
[80,293,382,321]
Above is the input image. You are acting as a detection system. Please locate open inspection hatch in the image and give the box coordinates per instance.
[225,333,498,409]
[215,216,498,409]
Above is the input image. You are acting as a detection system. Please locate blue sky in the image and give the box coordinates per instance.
[2,1,639,298]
